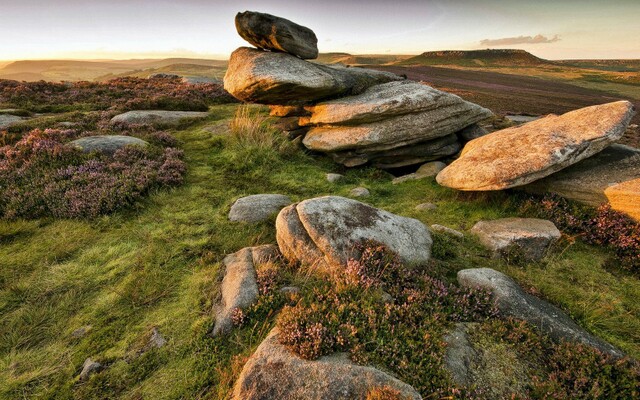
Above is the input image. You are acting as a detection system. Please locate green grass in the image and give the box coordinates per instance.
[1,104,638,399]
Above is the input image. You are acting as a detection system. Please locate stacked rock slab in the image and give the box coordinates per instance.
[224,11,492,169]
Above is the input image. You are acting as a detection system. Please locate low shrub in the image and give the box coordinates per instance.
[521,194,640,272]
[0,128,186,219]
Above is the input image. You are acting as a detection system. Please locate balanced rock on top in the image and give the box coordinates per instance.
[235,11,319,59]
[436,101,636,191]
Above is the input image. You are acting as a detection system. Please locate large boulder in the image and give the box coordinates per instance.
[470,218,561,261]
[232,328,422,400]
[457,268,624,359]
[436,101,636,190]
[276,196,432,273]
[68,135,148,156]
[525,144,640,221]
[110,110,209,127]
[229,194,293,223]
[302,82,491,154]
[223,47,403,105]
[235,11,318,59]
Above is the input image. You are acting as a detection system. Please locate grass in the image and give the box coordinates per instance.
[1,104,639,399]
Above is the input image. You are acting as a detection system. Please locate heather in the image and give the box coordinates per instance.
[0,128,185,219]
[0,76,236,113]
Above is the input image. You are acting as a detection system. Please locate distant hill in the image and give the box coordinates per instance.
[399,49,550,67]
[314,53,413,66]
[554,59,640,72]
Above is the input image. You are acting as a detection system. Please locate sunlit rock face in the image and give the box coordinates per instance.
[436,101,636,191]
[235,11,319,60]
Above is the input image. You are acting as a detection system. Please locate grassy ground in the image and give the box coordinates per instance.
[1,104,638,399]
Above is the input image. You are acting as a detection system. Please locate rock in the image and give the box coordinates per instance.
[212,248,259,336]
[79,358,102,381]
[229,194,293,223]
[393,161,447,184]
[436,101,636,190]
[326,173,344,183]
[235,11,319,59]
[273,116,302,132]
[330,133,461,169]
[68,135,148,156]
[443,323,477,387]
[110,110,209,127]
[283,127,309,140]
[605,178,640,221]
[505,114,541,124]
[305,81,491,126]
[457,268,624,359]
[456,123,488,142]
[144,327,167,351]
[276,196,432,273]
[470,218,560,261]
[251,244,281,266]
[279,286,300,296]
[224,47,403,105]
[349,187,370,197]
[415,203,437,211]
[431,224,464,238]
[525,144,640,221]
[148,73,179,79]
[269,105,310,117]
[232,328,422,400]
[0,114,24,129]
[57,121,78,128]
[71,326,92,338]
[181,76,222,85]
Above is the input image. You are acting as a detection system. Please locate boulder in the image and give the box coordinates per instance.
[525,144,640,221]
[269,105,310,117]
[470,218,560,261]
[304,80,491,126]
[232,328,422,400]
[276,196,432,272]
[349,187,370,197]
[224,47,403,105]
[457,268,624,359]
[393,161,447,184]
[436,101,636,190]
[235,11,319,59]
[229,194,293,223]
[79,358,102,381]
[68,135,148,156]
[456,123,488,142]
[443,323,477,387]
[212,247,259,336]
[0,114,24,129]
[110,110,209,127]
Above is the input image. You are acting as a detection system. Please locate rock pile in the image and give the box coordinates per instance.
[436,101,639,220]
[224,11,492,169]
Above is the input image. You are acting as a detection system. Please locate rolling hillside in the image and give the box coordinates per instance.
[399,49,550,67]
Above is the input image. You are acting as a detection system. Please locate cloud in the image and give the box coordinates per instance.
[480,34,561,46]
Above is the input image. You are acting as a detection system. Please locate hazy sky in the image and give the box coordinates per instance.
[1,0,639,60]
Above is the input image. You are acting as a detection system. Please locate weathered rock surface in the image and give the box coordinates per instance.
[235,11,319,59]
[431,224,464,238]
[110,110,209,127]
[269,105,310,117]
[229,194,292,223]
[436,101,636,190]
[304,80,491,127]
[79,358,102,381]
[0,114,24,129]
[224,47,403,105]
[349,187,370,197]
[212,248,259,336]
[605,178,640,221]
[232,328,422,400]
[393,161,446,184]
[471,218,560,261]
[525,144,640,220]
[457,268,624,359]
[276,196,432,272]
[326,173,344,183]
[443,323,477,387]
[68,135,148,155]
[456,123,488,142]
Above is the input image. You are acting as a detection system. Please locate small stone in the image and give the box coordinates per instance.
[415,203,437,211]
[326,173,344,183]
[431,224,464,238]
[146,327,166,350]
[279,286,300,296]
[349,187,370,197]
[393,161,446,184]
[71,326,92,338]
[79,358,102,381]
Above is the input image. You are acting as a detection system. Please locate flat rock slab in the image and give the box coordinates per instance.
[457,268,624,359]
[212,245,280,336]
[276,196,432,273]
[224,47,403,105]
[305,80,492,126]
[471,218,560,261]
[235,11,318,59]
[525,144,640,221]
[110,110,209,127]
[0,114,24,129]
[229,194,293,223]
[232,328,422,400]
[68,135,149,155]
[436,101,636,190]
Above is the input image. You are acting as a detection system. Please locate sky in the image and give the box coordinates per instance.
[1,0,639,61]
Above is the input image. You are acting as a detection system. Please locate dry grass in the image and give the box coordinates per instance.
[228,104,293,153]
